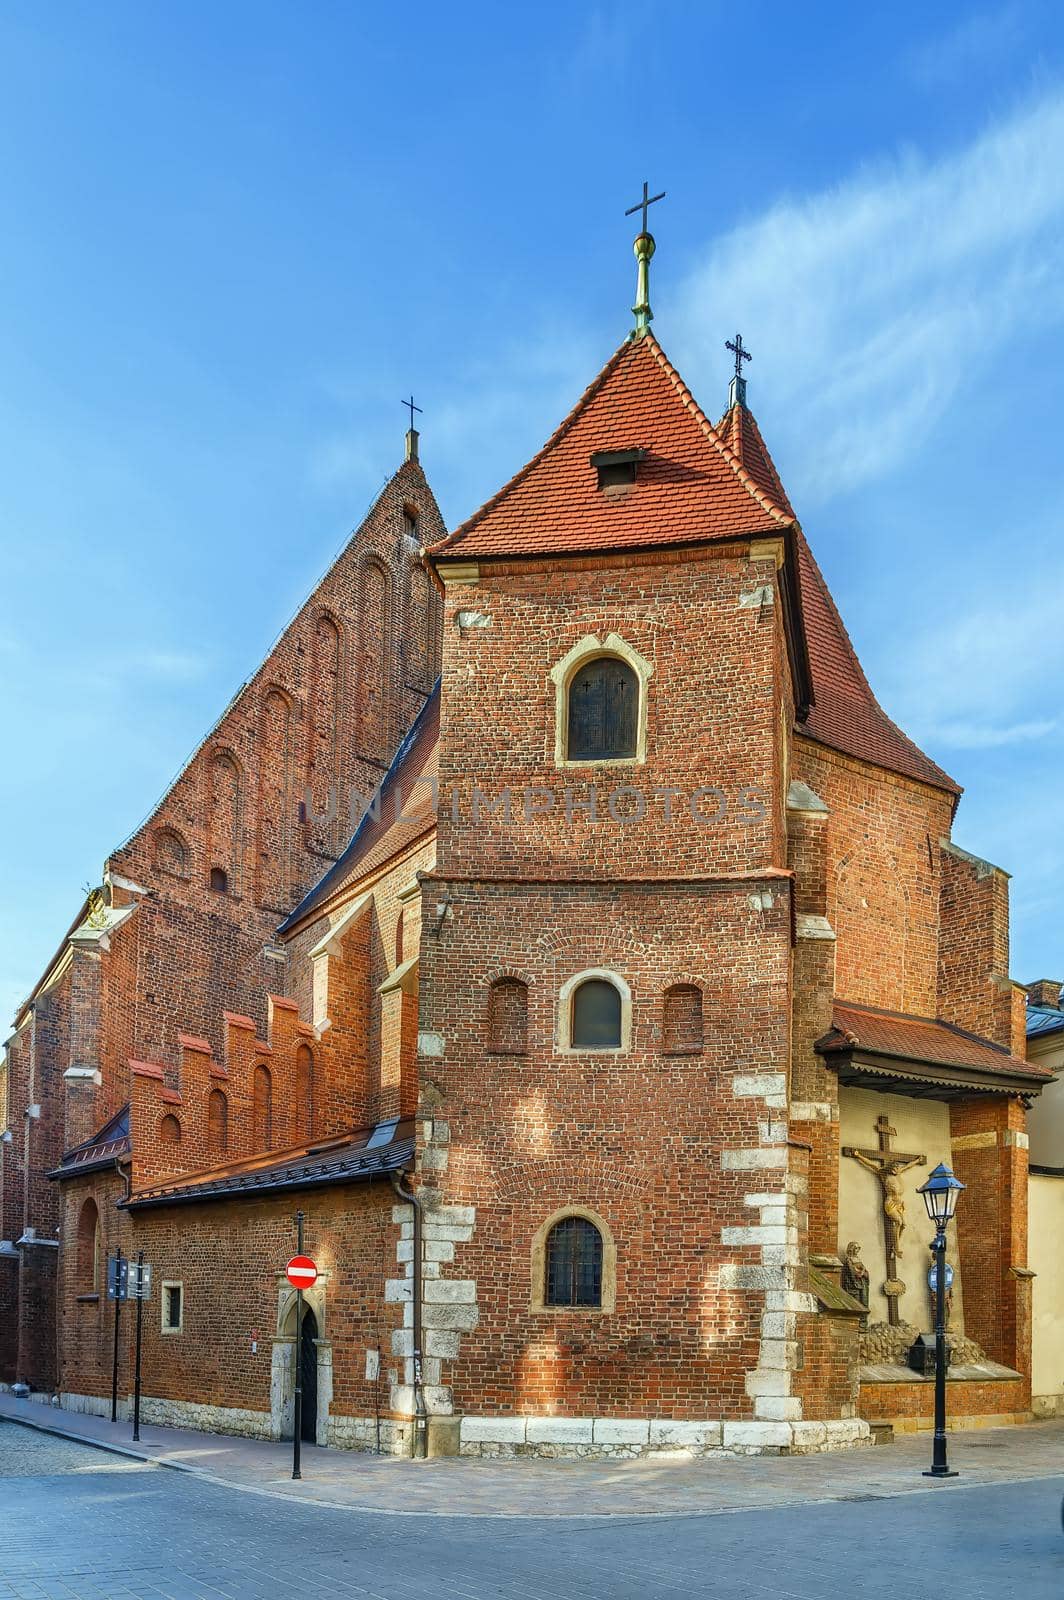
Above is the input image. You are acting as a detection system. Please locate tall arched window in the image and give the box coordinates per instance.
[567,656,638,761]
[488,978,528,1054]
[77,1199,100,1294]
[295,1045,315,1142]
[545,1216,603,1308]
[571,978,622,1050]
[663,984,703,1054]
[253,1064,273,1149]
[208,1089,228,1154]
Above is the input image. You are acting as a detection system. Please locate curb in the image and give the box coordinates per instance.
[1,1406,198,1474]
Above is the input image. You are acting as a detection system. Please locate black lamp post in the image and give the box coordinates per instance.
[917,1161,965,1478]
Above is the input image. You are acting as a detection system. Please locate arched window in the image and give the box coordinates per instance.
[209,866,228,893]
[394,907,405,968]
[208,1089,228,1154]
[160,1114,181,1144]
[488,978,528,1054]
[545,1216,603,1308]
[295,1045,314,1141]
[663,984,703,1054]
[153,827,188,877]
[76,1199,100,1294]
[567,656,638,761]
[402,503,419,541]
[253,1064,273,1149]
[571,978,622,1050]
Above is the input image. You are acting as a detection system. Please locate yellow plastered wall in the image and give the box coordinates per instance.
[1030,1172,1064,1406]
[838,1086,964,1332]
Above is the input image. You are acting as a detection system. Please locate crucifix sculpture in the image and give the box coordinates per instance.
[842,1115,926,1326]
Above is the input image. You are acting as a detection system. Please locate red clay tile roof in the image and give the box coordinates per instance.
[716,398,959,800]
[819,1000,1051,1083]
[794,531,960,799]
[426,334,793,561]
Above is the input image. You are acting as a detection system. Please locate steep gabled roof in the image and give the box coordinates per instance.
[426,333,794,561]
[715,397,961,803]
[278,683,439,934]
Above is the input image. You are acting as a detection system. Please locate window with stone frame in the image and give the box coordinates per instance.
[571,977,622,1049]
[161,1281,184,1333]
[545,1215,603,1308]
[566,656,638,761]
[662,983,703,1054]
[488,977,529,1054]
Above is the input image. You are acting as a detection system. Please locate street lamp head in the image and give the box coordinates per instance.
[918,1161,965,1228]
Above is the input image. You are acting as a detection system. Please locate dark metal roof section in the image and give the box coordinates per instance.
[50,1104,131,1180]
[1027,1004,1064,1040]
[121,1120,414,1211]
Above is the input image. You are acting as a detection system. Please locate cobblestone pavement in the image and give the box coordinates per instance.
[2,1395,1064,1518]
[1,1422,1062,1600]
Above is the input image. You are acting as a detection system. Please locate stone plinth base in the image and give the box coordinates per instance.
[458,1415,871,1459]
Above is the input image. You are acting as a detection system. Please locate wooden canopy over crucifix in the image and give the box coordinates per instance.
[842,1114,926,1327]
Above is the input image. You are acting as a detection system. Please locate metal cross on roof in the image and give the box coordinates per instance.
[402,394,423,431]
[625,180,666,236]
[726,333,752,380]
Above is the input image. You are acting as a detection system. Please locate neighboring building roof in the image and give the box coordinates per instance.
[426,333,792,562]
[121,1120,414,1211]
[50,1105,131,1180]
[817,1000,1052,1095]
[278,683,440,934]
[1028,1004,1064,1040]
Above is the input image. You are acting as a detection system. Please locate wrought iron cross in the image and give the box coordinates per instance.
[726,333,752,380]
[402,394,423,430]
[625,180,666,235]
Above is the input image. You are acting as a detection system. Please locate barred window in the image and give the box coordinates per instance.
[571,978,622,1049]
[545,1216,603,1308]
[566,657,637,761]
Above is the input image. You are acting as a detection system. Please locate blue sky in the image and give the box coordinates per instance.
[2,2,1063,1026]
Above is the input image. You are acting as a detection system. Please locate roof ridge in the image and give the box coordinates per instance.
[641,335,794,529]
[425,341,634,557]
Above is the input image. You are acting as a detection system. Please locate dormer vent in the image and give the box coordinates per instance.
[590,448,646,489]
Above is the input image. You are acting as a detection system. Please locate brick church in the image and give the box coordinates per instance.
[2,223,1051,1457]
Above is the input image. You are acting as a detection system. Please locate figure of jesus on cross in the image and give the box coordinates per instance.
[843,1114,926,1326]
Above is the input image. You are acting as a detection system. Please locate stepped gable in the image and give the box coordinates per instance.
[715,395,960,802]
[426,332,792,561]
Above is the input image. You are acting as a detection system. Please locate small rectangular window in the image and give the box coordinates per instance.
[162,1281,183,1333]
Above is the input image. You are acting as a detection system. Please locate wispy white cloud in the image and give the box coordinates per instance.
[905,4,1029,90]
[878,581,1064,750]
[672,89,1064,504]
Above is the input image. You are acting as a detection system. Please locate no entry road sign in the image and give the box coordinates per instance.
[286,1255,318,1290]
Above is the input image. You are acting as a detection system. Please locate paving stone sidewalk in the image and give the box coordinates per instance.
[1,1391,1061,1518]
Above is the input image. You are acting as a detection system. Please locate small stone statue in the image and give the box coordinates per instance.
[841,1240,870,1328]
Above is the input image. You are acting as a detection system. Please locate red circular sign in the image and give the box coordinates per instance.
[285,1255,318,1290]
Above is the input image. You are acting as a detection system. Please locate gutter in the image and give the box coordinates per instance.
[390,1169,428,1459]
